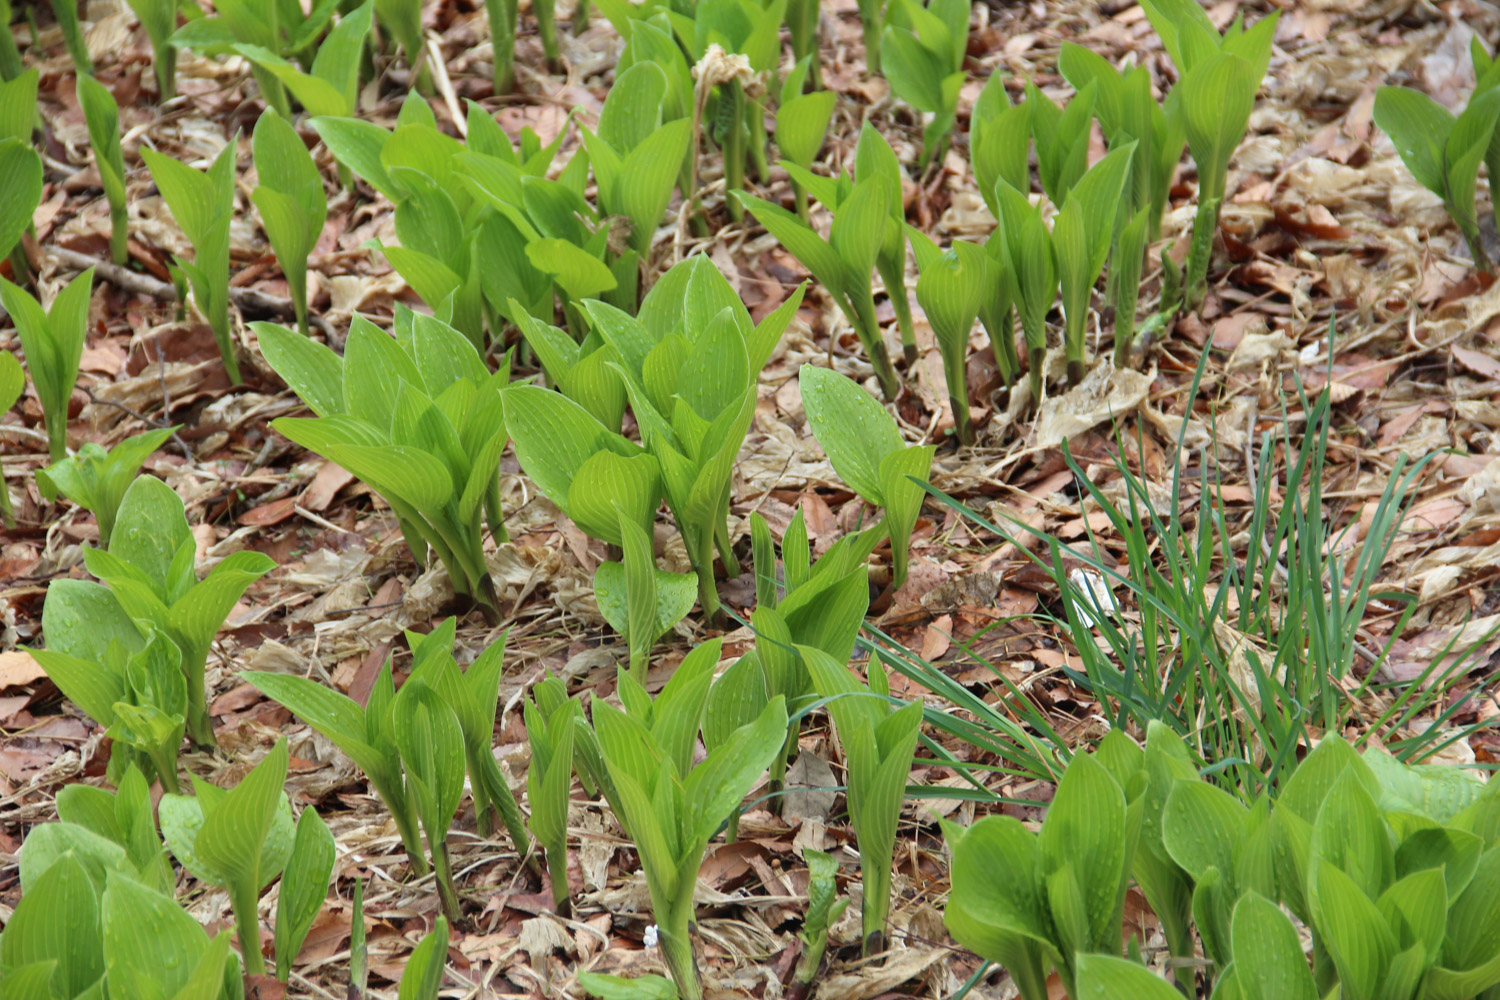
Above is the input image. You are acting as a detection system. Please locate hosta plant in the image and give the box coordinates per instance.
[3,822,243,998]
[737,166,901,399]
[799,364,933,583]
[402,619,530,858]
[54,764,176,894]
[595,510,697,680]
[391,676,467,922]
[141,140,242,383]
[905,232,987,442]
[591,639,789,1000]
[76,74,130,265]
[48,0,92,72]
[580,256,806,618]
[37,424,178,547]
[1051,145,1134,385]
[125,0,177,99]
[244,656,427,878]
[397,917,451,999]
[509,304,627,431]
[40,473,275,748]
[0,266,93,461]
[524,680,577,915]
[774,56,836,220]
[1027,80,1096,207]
[234,1,372,121]
[804,646,922,955]
[791,849,849,997]
[1375,75,1500,275]
[1140,0,1278,309]
[991,181,1057,404]
[1469,38,1500,223]
[252,108,327,337]
[944,751,1138,999]
[0,350,22,526]
[31,630,190,793]
[258,312,511,619]
[159,739,334,979]
[880,0,967,169]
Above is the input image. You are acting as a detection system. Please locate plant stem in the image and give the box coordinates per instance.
[877,252,917,367]
[485,0,516,94]
[1183,196,1220,314]
[231,882,266,977]
[185,661,216,749]
[390,790,430,877]
[1066,358,1086,387]
[793,182,809,222]
[850,294,900,401]
[1027,344,1045,409]
[746,92,770,185]
[693,528,720,623]
[431,842,463,925]
[572,0,589,32]
[658,890,702,1000]
[547,841,572,917]
[725,82,746,222]
[108,202,128,266]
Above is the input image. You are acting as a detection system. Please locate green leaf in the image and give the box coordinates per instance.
[255,322,346,416]
[1310,860,1395,1000]
[196,738,292,893]
[1231,891,1318,1000]
[1,267,94,461]
[275,807,335,980]
[1162,779,1248,884]
[1180,52,1257,202]
[0,138,42,262]
[526,238,617,298]
[397,917,449,999]
[777,90,836,168]
[799,365,904,500]
[1,852,103,998]
[1075,954,1183,1000]
[1039,752,1128,953]
[101,868,214,999]
[577,971,679,1000]
[392,680,465,852]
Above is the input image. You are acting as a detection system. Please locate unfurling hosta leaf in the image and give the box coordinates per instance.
[141,140,242,382]
[1053,144,1134,385]
[44,474,276,748]
[0,136,41,273]
[393,679,467,923]
[525,693,577,914]
[799,365,933,588]
[803,646,921,955]
[879,0,966,168]
[55,764,175,893]
[76,74,130,264]
[594,512,696,680]
[794,848,850,986]
[124,0,177,98]
[907,232,986,443]
[0,266,93,461]
[260,313,510,617]
[243,661,427,876]
[274,807,335,981]
[253,108,328,337]
[397,916,450,1000]
[159,739,294,977]
[592,640,787,1000]
[36,425,178,547]
[1028,80,1096,207]
[991,180,1056,406]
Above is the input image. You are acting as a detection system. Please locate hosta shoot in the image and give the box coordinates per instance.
[991,181,1057,404]
[591,640,788,1000]
[159,739,298,977]
[275,806,337,981]
[3,818,243,999]
[580,256,806,618]
[55,764,176,894]
[1027,80,1096,207]
[799,364,933,583]
[774,56,836,220]
[31,630,190,793]
[595,511,697,680]
[37,427,178,548]
[125,0,177,99]
[235,1,372,120]
[524,682,577,915]
[905,233,986,442]
[944,751,1137,999]
[1375,77,1500,275]
[243,656,428,878]
[402,619,531,859]
[1140,0,1278,309]
[803,646,921,954]
[76,74,130,265]
[48,0,92,72]
[259,312,511,619]
[41,474,275,747]
[398,917,450,999]
[0,266,92,461]
[1052,144,1134,385]
[252,108,328,337]
[141,139,242,383]
[392,676,468,922]
[737,167,901,399]
[880,0,967,169]
[792,849,849,993]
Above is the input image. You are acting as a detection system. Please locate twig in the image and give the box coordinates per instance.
[45,245,339,340]
[80,386,195,462]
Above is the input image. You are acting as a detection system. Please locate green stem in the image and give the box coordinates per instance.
[860,8,881,75]
[877,252,916,367]
[659,886,702,1000]
[478,753,538,873]
[793,182,809,223]
[1183,196,1221,314]
[746,93,770,185]
[860,849,890,955]
[693,527,720,623]
[725,82,746,222]
[384,783,430,877]
[1027,344,1045,409]
[535,0,560,73]
[148,746,181,795]
[431,841,463,925]
[485,0,516,94]
[547,839,573,916]
[8,242,29,289]
[849,293,900,401]
[185,659,216,749]
[108,201,128,266]
[572,0,589,32]
[231,882,266,977]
